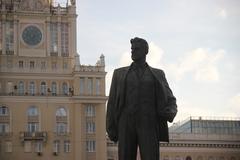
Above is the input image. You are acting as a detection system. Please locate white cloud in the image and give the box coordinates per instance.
[146,42,164,68]
[216,8,227,19]
[166,48,225,82]
[119,51,132,67]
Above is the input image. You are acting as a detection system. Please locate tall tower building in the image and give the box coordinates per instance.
[0,0,107,159]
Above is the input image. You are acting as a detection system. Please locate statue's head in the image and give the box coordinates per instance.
[130,37,149,62]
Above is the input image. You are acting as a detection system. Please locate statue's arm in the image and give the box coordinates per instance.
[161,71,177,122]
[106,70,118,142]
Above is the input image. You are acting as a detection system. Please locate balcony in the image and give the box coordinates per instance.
[50,52,58,56]
[6,50,14,55]
[20,132,47,142]
[61,52,69,57]
[0,115,10,122]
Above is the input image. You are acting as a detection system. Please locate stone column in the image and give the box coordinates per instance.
[46,17,51,56]
[13,16,18,55]
[57,16,61,57]
[2,15,6,55]
[68,5,77,58]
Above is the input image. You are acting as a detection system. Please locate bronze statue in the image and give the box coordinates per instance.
[106,37,177,160]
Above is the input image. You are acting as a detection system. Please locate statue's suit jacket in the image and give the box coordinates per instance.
[106,65,177,142]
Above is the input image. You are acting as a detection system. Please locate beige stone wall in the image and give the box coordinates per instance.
[0,1,107,160]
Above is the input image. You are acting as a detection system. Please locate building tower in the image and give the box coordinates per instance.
[0,0,107,159]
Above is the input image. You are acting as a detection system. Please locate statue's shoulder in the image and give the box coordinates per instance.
[149,66,164,75]
[114,66,130,73]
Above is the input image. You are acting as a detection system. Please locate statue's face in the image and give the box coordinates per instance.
[131,43,146,62]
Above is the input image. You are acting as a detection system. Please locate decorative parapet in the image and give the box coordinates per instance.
[75,54,105,72]
[78,65,105,72]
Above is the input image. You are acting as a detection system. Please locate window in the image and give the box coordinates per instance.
[62,82,68,95]
[7,81,13,94]
[86,140,95,152]
[27,122,39,132]
[52,62,57,70]
[50,23,58,53]
[53,140,60,153]
[87,78,93,95]
[64,140,70,152]
[41,61,46,69]
[30,61,35,69]
[24,141,31,152]
[40,82,47,95]
[56,107,67,117]
[63,62,68,69]
[0,106,9,115]
[85,105,95,117]
[96,78,101,95]
[5,21,14,54]
[86,121,95,133]
[0,123,9,133]
[80,78,85,95]
[61,23,69,57]
[52,82,57,96]
[5,141,12,153]
[27,106,38,116]
[19,61,24,68]
[35,141,43,153]
[18,81,24,95]
[29,81,35,95]
[7,59,13,68]
[56,122,67,134]
[186,156,192,160]
[56,107,68,135]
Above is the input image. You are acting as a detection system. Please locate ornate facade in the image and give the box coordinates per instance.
[0,0,107,160]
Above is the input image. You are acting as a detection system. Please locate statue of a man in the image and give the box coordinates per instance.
[106,37,177,160]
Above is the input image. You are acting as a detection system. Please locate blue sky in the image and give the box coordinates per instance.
[65,0,240,122]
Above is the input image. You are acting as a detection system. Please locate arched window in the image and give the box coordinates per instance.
[186,156,192,160]
[52,82,57,96]
[27,106,38,116]
[27,106,39,133]
[40,82,47,95]
[0,105,9,115]
[18,81,24,95]
[56,107,67,117]
[29,81,35,95]
[62,82,68,95]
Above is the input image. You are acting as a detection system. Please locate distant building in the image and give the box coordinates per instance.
[0,0,107,160]
[107,117,240,160]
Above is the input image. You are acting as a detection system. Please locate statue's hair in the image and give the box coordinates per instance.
[130,37,149,54]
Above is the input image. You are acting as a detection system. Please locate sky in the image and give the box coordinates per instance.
[64,0,240,123]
